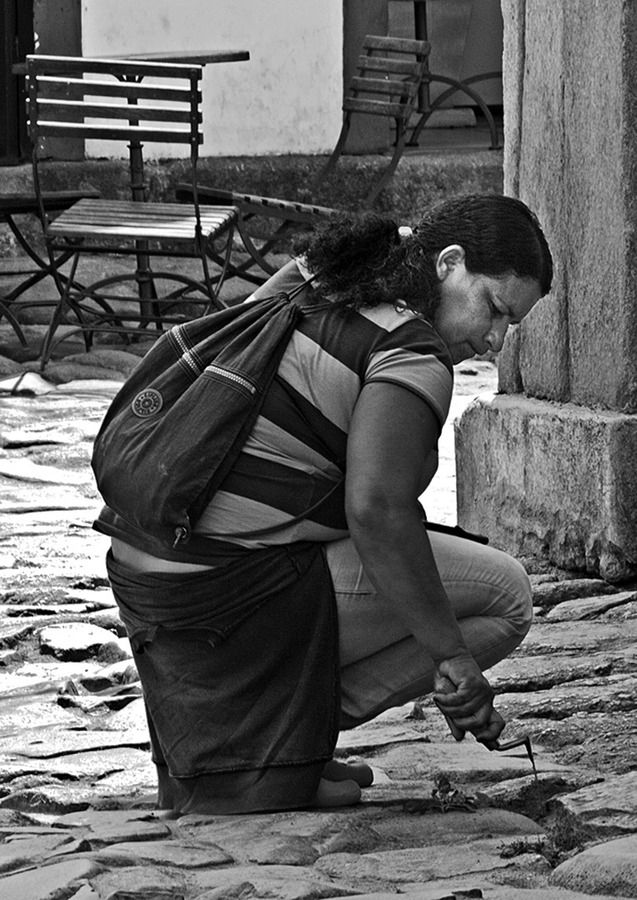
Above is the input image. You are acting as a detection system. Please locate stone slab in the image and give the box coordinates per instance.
[550,771,637,836]
[0,622,34,648]
[487,650,626,693]
[177,807,541,866]
[100,695,148,731]
[532,580,619,608]
[39,623,119,661]
[0,698,75,734]
[0,832,74,873]
[84,757,156,797]
[54,808,163,829]
[4,727,149,757]
[0,746,152,781]
[189,863,356,900]
[551,834,637,898]
[0,659,104,692]
[92,838,232,867]
[0,458,91,485]
[314,840,517,884]
[496,673,637,722]
[336,724,428,754]
[64,587,116,608]
[306,890,635,900]
[345,735,564,783]
[519,620,637,655]
[91,864,186,899]
[544,592,637,622]
[0,857,103,900]
[1,428,75,447]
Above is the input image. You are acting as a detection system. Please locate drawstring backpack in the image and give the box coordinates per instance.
[91,278,340,553]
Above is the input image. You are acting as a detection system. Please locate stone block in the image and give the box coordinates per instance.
[455,393,637,579]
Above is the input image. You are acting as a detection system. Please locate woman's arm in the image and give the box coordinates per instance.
[345,381,504,744]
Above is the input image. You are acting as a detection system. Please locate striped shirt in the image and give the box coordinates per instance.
[193,259,454,549]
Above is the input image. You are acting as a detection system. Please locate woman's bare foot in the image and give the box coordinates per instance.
[312,777,361,808]
[322,759,374,788]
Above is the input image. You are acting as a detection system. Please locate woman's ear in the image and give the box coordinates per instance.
[435,244,465,281]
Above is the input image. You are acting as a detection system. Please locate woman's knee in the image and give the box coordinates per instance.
[496,551,533,639]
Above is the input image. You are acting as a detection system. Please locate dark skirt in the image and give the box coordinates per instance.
[106,542,340,814]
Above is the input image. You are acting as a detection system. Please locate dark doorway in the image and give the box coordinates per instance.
[0,0,34,164]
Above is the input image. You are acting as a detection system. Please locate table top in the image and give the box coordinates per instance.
[12,49,249,76]
[114,49,249,64]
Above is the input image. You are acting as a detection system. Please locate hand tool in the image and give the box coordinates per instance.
[434,699,539,785]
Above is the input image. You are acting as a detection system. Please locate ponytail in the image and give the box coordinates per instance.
[293,213,439,315]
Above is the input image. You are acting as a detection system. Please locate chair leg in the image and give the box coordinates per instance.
[201,222,236,311]
[363,120,409,206]
[39,250,88,370]
[204,219,278,288]
[0,299,28,347]
[0,218,86,347]
[409,73,501,150]
[319,115,352,182]
[39,295,73,370]
[233,220,290,277]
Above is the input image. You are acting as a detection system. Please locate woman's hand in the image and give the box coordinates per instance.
[433,657,505,748]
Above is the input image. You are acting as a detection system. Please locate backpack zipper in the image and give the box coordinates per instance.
[206,364,258,395]
[173,524,191,547]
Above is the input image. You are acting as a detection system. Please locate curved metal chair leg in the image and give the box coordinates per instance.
[409,72,501,150]
[0,299,28,347]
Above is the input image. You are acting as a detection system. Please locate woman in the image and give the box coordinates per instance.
[98,193,553,814]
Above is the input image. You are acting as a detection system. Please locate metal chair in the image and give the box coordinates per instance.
[25,54,238,368]
[176,35,431,288]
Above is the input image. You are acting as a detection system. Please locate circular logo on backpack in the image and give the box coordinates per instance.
[131,388,163,418]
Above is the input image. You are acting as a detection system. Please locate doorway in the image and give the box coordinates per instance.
[0,0,34,164]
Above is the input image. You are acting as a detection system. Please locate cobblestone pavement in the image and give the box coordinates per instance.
[1,332,637,900]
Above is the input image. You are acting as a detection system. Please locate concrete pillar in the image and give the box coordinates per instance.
[454,0,637,581]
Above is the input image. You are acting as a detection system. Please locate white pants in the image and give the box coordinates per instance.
[326,530,533,727]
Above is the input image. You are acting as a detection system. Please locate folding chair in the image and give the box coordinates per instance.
[0,190,100,347]
[176,35,431,288]
[25,54,238,368]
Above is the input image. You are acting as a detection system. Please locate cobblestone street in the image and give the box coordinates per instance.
[1,346,637,899]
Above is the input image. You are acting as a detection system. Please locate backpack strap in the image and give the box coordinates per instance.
[210,475,345,541]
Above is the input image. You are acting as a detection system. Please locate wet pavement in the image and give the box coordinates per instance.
[1,326,637,899]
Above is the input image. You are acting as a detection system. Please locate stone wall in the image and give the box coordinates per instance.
[455,0,637,580]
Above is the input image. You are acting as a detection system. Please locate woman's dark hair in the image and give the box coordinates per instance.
[293,193,553,318]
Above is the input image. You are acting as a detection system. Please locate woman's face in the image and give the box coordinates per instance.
[432,244,543,364]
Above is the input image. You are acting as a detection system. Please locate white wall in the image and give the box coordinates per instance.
[81,0,343,158]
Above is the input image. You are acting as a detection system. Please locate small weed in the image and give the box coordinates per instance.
[431,772,477,813]
[499,837,546,859]
[540,807,596,865]
[499,808,597,868]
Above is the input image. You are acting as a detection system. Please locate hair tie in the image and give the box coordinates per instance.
[398,226,413,240]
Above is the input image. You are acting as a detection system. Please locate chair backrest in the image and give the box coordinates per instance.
[322,35,431,204]
[344,35,430,125]
[26,55,204,207]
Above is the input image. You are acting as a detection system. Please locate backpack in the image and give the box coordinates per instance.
[91,284,326,552]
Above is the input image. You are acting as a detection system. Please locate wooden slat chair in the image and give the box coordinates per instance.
[176,35,431,287]
[25,55,238,367]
